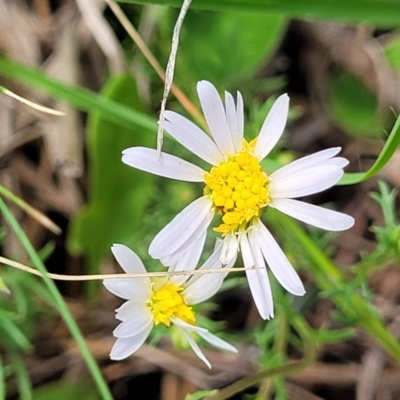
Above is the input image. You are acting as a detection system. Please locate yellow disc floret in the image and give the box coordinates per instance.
[204,139,270,234]
[149,283,196,327]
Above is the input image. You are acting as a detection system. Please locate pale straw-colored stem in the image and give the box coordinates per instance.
[0,255,257,281]
[157,0,192,154]
[104,0,206,129]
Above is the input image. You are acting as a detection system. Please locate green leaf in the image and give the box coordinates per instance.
[67,75,155,290]
[310,327,355,343]
[32,380,98,400]
[0,356,5,400]
[0,316,32,351]
[185,390,218,400]
[117,0,400,26]
[384,33,400,71]
[0,276,10,295]
[9,351,32,400]
[339,112,400,185]
[329,73,382,137]
[0,57,156,132]
[175,10,286,89]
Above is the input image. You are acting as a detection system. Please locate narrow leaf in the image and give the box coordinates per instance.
[0,57,156,132]
[339,113,400,185]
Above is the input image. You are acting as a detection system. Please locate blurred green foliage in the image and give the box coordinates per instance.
[118,0,400,26]
[68,75,156,292]
[0,267,53,400]
[172,10,286,91]
[329,72,383,137]
[32,380,98,400]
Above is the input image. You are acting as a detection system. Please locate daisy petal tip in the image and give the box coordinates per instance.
[337,215,355,231]
[275,93,290,110]
[197,80,213,94]
[121,147,134,156]
[328,146,342,157]
[109,348,124,361]
[293,287,306,297]
[279,93,289,102]
[111,243,123,253]
[325,212,355,232]
[259,308,274,321]
[197,79,212,86]
[261,307,275,320]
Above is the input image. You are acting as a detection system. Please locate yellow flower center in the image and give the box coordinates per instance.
[149,283,196,327]
[204,139,270,234]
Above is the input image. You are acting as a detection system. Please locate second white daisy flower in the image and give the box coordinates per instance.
[104,241,237,368]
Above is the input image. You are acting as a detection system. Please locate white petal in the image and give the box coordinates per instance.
[159,216,210,267]
[149,196,213,260]
[113,308,153,338]
[111,244,149,279]
[110,322,153,360]
[103,278,151,301]
[324,157,349,168]
[200,238,237,272]
[183,242,234,305]
[270,166,343,198]
[239,232,274,320]
[270,147,342,182]
[197,81,235,156]
[171,318,207,333]
[248,230,275,319]
[236,91,244,150]
[116,300,150,321]
[122,147,205,182]
[220,233,239,265]
[161,111,224,165]
[253,94,289,160]
[270,198,355,231]
[180,328,211,369]
[169,231,206,286]
[225,91,243,153]
[197,330,237,353]
[253,220,305,296]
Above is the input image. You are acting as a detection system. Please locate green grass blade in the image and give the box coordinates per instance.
[339,114,400,185]
[0,57,157,132]
[0,356,5,400]
[0,197,113,400]
[0,317,32,351]
[117,0,400,26]
[9,351,32,400]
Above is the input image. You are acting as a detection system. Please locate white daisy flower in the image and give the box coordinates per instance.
[122,81,354,320]
[103,241,237,368]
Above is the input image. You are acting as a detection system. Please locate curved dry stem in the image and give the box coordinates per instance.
[0,187,61,234]
[0,85,65,115]
[0,255,256,281]
[105,0,206,129]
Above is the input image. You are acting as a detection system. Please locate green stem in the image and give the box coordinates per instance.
[255,313,288,400]
[0,197,113,400]
[9,350,31,400]
[0,356,5,400]
[206,316,315,400]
